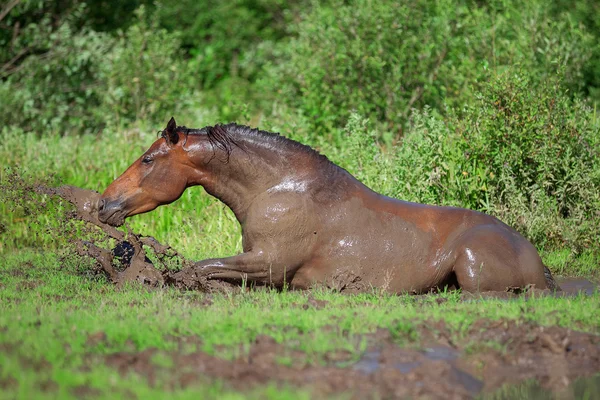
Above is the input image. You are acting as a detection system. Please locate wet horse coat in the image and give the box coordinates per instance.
[98,118,555,293]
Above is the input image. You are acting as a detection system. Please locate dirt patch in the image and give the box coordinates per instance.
[15,280,43,291]
[454,319,599,392]
[71,385,102,399]
[100,318,600,399]
[34,185,238,293]
[37,380,58,392]
[0,376,18,390]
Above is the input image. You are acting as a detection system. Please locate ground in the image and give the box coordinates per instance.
[1,250,599,399]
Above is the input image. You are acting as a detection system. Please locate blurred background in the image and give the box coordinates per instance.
[1,0,599,275]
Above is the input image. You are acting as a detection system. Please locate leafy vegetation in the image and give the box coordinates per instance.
[259,0,596,135]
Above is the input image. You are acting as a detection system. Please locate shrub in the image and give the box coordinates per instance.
[155,0,305,89]
[97,6,195,128]
[259,0,595,138]
[0,5,197,133]
[391,69,600,259]
[335,69,599,272]
[460,71,600,252]
[549,0,600,103]
[0,4,112,133]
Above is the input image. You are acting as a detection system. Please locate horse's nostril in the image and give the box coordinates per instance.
[99,199,106,211]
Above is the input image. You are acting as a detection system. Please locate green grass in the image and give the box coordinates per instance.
[1,251,598,399]
[541,248,600,277]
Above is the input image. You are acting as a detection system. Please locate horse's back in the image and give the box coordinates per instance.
[300,187,547,292]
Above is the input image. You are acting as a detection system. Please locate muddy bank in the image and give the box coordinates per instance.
[99,318,600,399]
[36,185,167,287]
[39,185,234,292]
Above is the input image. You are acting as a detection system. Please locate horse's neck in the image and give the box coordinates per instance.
[194,142,306,222]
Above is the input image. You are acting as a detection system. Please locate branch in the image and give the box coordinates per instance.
[0,0,21,24]
[1,46,29,73]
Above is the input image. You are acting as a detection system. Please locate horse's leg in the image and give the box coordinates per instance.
[452,226,547,292]
[169,250,285,288]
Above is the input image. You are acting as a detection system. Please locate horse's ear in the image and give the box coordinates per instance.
[164,117,179,145]
[166,117,176,133]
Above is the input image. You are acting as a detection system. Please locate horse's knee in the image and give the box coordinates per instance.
[453,252,489,292]
[452,240,520,292]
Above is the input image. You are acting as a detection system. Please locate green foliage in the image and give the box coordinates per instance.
[98,6,194,127]
[155,0,299,89]
[0,5,198,133]
[459,71,600,252]
[389,320,418,344]
[549,0,600,103]
[259,0,595,136]
[391,70,599,265]
[0,3,112,132]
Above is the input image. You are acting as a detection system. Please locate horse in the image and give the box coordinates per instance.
[98,117,558,293]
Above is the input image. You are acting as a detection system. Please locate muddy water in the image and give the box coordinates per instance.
[556,277,597,296]
[353,346,483,397]
[481,374,600,400]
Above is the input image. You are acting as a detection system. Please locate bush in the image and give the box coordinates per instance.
[155,0,304,89]
[0,4,112,133]
[389,69,600,259]
[259,0,595,138]
[97,7,195,127]
[0,5,197,133]
[462,71,600,252]
[333,69,599,272]
[549,0,600,103]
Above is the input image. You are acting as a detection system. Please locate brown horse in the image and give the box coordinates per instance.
[98,118,558,293]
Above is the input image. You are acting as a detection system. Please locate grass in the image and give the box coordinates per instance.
[1,250,599,398]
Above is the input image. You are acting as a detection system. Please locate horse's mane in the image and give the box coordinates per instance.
[174,123,331,164]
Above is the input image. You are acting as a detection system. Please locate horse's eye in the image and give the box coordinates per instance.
[142,156,153,165]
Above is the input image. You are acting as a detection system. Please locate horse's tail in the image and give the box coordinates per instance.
[543,264,561,291]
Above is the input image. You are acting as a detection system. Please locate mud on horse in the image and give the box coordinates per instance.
[98,118,558,293]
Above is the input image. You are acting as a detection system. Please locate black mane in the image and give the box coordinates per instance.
[172,123,329,163]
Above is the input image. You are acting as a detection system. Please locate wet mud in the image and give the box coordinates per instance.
[37,185,169,287]
[38,185,234,292]
[99,318,600,399]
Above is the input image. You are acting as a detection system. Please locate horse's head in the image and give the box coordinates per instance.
[98,117,195,226]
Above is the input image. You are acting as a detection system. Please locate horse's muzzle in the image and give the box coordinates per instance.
[97,198,126,226]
